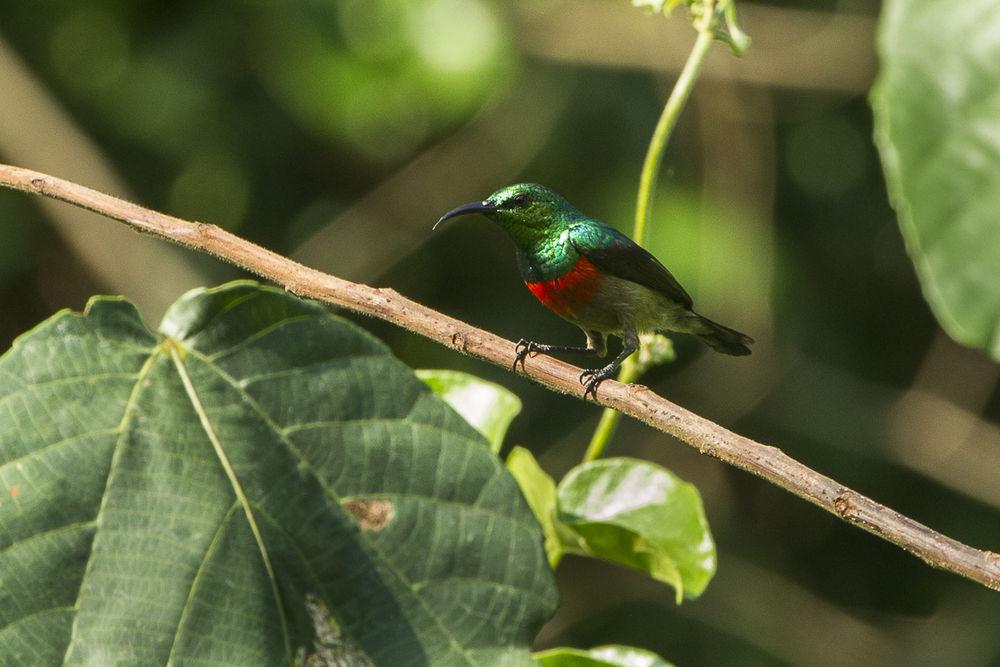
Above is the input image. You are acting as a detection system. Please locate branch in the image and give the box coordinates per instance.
[2,163,998,592]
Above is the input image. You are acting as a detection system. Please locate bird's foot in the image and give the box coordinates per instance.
[513,339,541,372]
[514,339,598,372]
[579,363,618,400]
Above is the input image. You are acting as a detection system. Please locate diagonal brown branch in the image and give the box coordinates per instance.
[2,162,998,592]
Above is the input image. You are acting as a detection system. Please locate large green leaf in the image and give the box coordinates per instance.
[416,370,522,454]
[872,0,1000,359]
[535,644,673,667]
[0,281,556,665]
[556,458,715,602]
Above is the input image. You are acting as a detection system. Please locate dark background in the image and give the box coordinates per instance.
[1,1,998,664]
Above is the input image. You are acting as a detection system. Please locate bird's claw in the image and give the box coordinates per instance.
[579,367,613,400]
[513,338,539,372]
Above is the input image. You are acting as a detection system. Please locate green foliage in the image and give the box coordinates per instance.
[631,0,749,55]
[3,0,1000,661]
[631,0,688,14]
[535,644,673,667]
[872,0,1000,360]
[506,446,563,567]
[417,369,522,453]
[0,282,556,665]
[635,333,676,375]
[254,0,515,163]
[557,459,715,602]
[506,449,715,604]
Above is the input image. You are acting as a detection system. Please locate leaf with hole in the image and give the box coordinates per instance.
[0,281,556,665]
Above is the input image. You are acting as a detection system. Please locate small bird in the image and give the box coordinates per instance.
[435,183,753,397]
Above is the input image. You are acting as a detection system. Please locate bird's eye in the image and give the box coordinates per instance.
[513,194,529,207]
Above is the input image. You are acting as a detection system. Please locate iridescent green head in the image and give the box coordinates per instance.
[435,183,581,245]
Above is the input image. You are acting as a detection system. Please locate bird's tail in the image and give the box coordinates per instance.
[687,313,753,356]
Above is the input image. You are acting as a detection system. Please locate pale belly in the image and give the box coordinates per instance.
[559,275,694,335]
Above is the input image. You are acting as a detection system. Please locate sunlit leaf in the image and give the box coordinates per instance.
[535,644,673,667]
[556,458,715,602]
[417,369,522,453]
[561,520,685,601]
[872,0,1000,360]
[506,446,561,567]
[0,281,556,665]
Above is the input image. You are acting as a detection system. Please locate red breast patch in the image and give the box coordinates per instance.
[525,256,602,317]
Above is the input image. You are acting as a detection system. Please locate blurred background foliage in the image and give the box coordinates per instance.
[1,0,998,664]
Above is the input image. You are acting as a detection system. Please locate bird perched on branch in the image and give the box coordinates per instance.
[435,183,752,398]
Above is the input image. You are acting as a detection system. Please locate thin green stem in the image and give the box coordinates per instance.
[584,13,718,464]
[583,401,626,462]
[632,26,716,247]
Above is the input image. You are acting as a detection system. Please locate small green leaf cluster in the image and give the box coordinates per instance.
[631,0,749,56]
[635,332,676,375]
[630,0,687,15]
[416,366,714,663]
[414,367,716,607]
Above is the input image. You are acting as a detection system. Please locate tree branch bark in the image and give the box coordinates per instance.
[2,163,998,592]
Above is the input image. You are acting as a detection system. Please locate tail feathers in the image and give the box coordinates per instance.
[689,314,754,356]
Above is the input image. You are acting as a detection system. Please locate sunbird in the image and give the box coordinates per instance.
[435,183,753,397]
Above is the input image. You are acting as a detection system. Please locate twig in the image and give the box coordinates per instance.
[1,162,998,592]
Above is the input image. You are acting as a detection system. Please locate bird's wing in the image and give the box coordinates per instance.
[569,223,693,309]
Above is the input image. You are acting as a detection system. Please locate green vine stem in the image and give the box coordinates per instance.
[583,6,721,463]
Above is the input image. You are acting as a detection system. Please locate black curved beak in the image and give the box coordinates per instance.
[433,201,496,230]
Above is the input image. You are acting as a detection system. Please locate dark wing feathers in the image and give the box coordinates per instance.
[569,223,693,309]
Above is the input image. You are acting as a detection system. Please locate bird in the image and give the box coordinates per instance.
[434,183,753,398]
